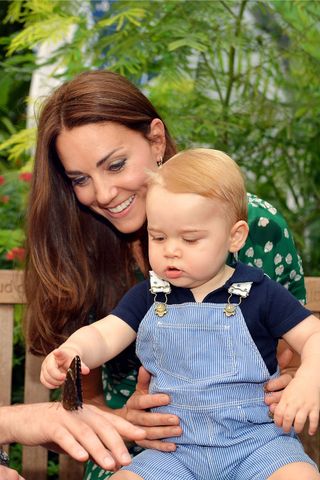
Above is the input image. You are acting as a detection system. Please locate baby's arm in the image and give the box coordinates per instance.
[274,314,320,435]
[41,315,136,389]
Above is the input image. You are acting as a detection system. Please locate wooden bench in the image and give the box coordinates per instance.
[0,270,83,479]
[0,270,320,477]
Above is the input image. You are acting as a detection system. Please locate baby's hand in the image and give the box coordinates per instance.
[40,348,90,389]
[273,376,320,435]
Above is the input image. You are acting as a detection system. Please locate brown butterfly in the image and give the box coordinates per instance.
[62,355,83,411]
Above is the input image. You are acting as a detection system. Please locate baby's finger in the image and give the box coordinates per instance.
[293,410,308,434]
[40,366,66,388]
[53,348,73,367]
[280,409,295,433]
[80,361,90,376]
[40,372,63,389]
[273,403,286,429]
[308,409,319,436]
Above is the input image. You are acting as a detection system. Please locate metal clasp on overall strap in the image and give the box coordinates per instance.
[224,282,253,317]
[149,271,171,317]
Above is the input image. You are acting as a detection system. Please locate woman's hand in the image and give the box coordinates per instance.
[264,342,296,412]
[0,402,146,471]
[120,366,182,451]
[0,465,25,480]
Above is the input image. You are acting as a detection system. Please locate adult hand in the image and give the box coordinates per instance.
[264,342,295,412]
[0,465,25,480]
[120,366,182,451]
[0,402,146,471]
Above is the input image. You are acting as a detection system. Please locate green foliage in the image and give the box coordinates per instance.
[0,0,319,277]
[0,170,30,268]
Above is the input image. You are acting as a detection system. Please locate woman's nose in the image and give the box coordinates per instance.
[94,179,117,206]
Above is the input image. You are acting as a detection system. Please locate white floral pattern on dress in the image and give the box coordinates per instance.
[245,247,254,258]
[258,217,269,227]
[254,258,263,268]
[274,254,282,265]
[290,270,297,279]
[120,389,131,397]
[285,254,293,265]
[264,241,273,253]
[268,207,277,215]
[275,265,284,275]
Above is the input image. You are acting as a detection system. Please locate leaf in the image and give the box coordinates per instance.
[0,128,36,163]
[168,38,207,53]
[7,15,80,55]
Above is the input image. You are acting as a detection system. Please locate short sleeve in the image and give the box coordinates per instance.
[236,193,306,303]
[264,276,311,338]
[111,280,152,332]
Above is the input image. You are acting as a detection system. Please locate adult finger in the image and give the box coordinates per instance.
[277,344,294,371]
[136,438,177,452]
[126,392,171,413]
[264,373,292,393]
[59,406,146,469]
[0,465,25,480]
[264,391,282,406]
[125,408,179,428]
[135,366,152,393]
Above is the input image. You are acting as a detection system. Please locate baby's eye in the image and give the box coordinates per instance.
[108,159,126,172]
[150,235,165,242]
[71,176,89,187]
[183,238,198,244]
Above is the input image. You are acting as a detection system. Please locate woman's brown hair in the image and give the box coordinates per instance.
[25,70,176,355]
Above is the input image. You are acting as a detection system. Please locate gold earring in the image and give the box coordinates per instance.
[157,156,163,167]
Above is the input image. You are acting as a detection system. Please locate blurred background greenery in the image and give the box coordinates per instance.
[0,0,319,476]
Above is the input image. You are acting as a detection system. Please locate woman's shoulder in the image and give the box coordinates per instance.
[247,193,288,227]
[241,193,306,303]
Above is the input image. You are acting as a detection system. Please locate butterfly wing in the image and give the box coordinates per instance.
[62,355,83,411]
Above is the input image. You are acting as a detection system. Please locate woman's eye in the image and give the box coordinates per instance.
[71,176,88,187]
[108,159,126,172]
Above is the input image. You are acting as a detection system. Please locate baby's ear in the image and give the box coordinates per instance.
[229,220,249,253]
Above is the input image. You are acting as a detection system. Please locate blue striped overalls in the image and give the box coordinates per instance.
[122,291,317,479]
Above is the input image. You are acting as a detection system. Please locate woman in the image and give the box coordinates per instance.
[25,70,303,479]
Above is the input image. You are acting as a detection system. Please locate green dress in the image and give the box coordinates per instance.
[83,193,306,480]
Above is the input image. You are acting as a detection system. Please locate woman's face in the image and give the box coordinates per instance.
[56,120,165,234]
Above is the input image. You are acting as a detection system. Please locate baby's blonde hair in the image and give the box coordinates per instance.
[149,148,248,224]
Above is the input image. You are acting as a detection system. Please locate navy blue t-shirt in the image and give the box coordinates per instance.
[112,262,311,375]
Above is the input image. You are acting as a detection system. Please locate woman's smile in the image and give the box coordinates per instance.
[105,194,136,216]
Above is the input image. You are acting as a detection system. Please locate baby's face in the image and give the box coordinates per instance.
[146,184,234,290]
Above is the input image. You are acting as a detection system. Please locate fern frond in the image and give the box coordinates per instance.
[0,128,36,163]
[7,15,80,55]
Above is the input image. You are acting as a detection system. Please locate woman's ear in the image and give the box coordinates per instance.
[229,220,249,253]
[149,118,166,157]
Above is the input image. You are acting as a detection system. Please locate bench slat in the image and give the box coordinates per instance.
[0,305,14,407]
